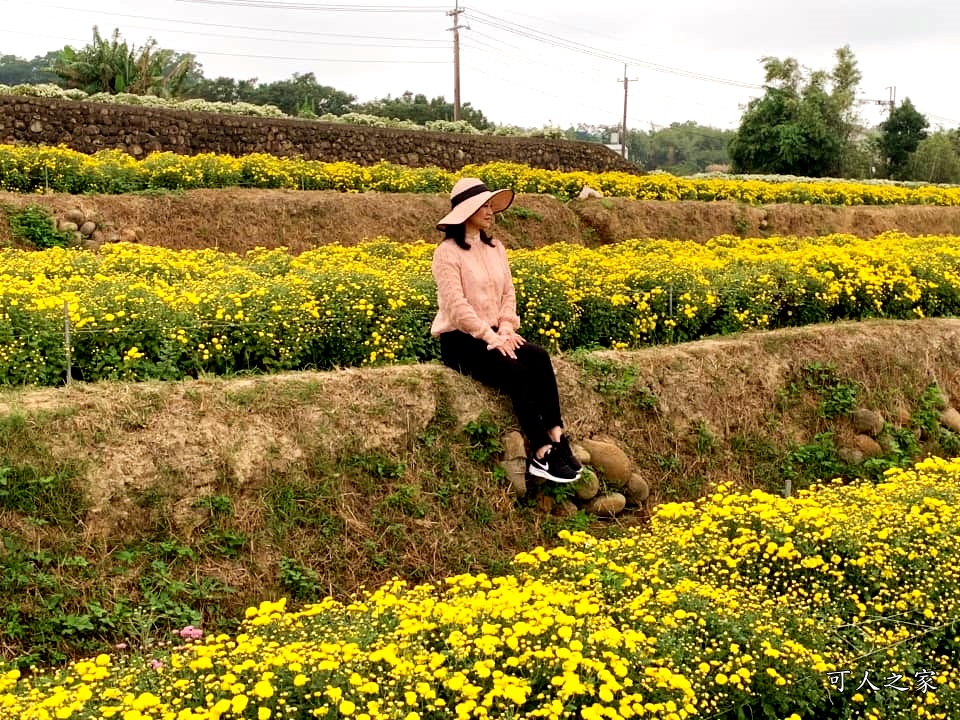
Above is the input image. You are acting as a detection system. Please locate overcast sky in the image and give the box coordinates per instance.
[1,0,958,134]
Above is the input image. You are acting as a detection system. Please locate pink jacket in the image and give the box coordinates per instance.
[430,237,522,348]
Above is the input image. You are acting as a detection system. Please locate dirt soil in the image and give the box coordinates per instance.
[4,189,960,253]
[3,317,960,530]
[4,318,960,662]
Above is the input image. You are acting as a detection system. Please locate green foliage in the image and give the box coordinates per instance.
[263,475,341,540]
[879,98,929,179]
[801,362,858,419]
[501,206,543,222]
[381,484,427,519]
[53,26,198,98]
[907,131,960,184]
[730,47,862,177]
[463,415,504,464]
[570,121,733,174]
[0,465,87,527]
[278,557,320,600]
[189,71,356,117]
[0,51,64,86]
[5,204,72,249]
[571,353,657,415]
[354,90,491,131]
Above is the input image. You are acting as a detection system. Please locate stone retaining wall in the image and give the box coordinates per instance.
[0,96,641,174]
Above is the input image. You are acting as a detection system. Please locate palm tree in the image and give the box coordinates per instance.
[53,27,196,98]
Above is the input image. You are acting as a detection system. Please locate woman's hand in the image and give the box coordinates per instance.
[493,330,525,359]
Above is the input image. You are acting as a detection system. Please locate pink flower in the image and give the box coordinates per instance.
[150,659,164,670]
[178,625,203,641]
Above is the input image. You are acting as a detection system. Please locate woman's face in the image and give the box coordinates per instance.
[466,201,494,232]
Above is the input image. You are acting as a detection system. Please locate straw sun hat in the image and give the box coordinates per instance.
[436,177,515,231]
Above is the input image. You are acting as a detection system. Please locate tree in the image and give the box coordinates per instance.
[53,27,198,98]
[729,47,862,177]
[629,122,735,174]
[0,51,64,85]
[878,98,929,179]
[355,91,491,129]
[183,75,258,104]
[906,132,960,184]
[226,73,355,116]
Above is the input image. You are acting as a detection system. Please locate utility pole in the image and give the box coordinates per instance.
[857,86,898,119]
[447,1,464,121]
[617,64,637,158]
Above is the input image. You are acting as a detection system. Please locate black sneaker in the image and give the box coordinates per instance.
[528,447,579,484]
[555,435,582,475]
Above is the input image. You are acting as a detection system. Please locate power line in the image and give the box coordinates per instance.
[176,0,446,11]
[464,9,762,90]
[461,35,731,116]
[0,1,447,42]
[0,28,447,64]
[115,23,448,49]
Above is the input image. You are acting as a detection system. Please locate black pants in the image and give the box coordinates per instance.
[439,329,563,452]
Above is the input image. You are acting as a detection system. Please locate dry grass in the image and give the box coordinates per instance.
[6,190,960,252]
[4,318,960,663]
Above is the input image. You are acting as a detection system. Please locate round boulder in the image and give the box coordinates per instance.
[504,431,526,461]
[500,457,527,498]
[79,221,97,237]
[852,409,884,437]
[64,209,86,225]
[570,443,591,465]
[574,468,600,501]
[939,407,960,434]
[853,434,884,458]
[586,493,627,517]
[626,472,649,504]
[579,439,632,487]
[553,500,580,519]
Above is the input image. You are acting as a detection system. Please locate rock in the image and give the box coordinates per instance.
[64,209,85,225]
[536,494,555,514]
[586,493,627,517]
[119,228,138,243]
[58,220,79,233]
[579,439,632,487]
[79,221,96,237]
[574,468,600,501]
[626,472,649,504]
[553,500,579,519]
[893,404,912,426]
[939,407,960,434]
[131,226,146,241]
[851,409,884,437]
[90,230,105,245]
[838,447,865,465]
[82,238,102,252]
[570,443,591,465]
[105,231,122,243]
[500,457,526,498]
[853,434,884,458]
[69,231,84,247]
[504,431,526,460]
[878,432,902,454]
[578,185,602,199]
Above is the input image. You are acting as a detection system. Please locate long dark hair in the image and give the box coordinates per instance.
[444,223,495,251]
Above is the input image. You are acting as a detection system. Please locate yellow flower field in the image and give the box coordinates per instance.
[2,232,960,385]
[4,456,959,719]
[2,144,960,205]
